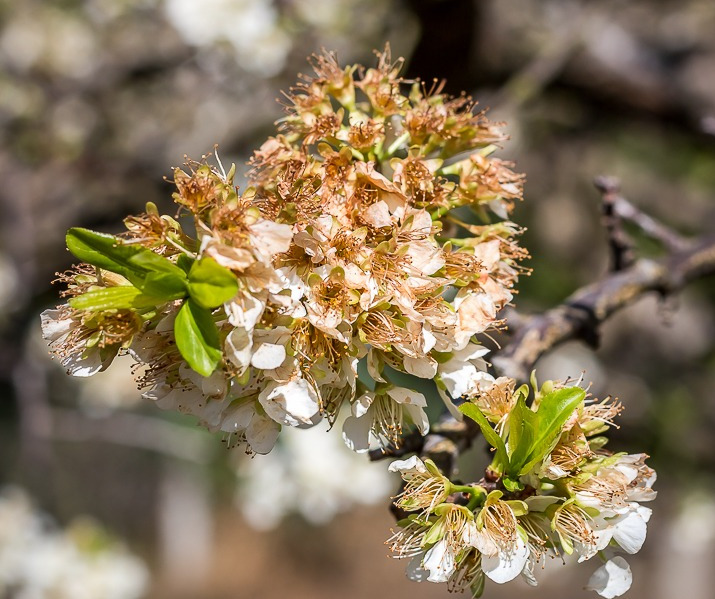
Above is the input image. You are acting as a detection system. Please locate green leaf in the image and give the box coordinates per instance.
[459,403,509,472]
[518,387,586,475]
[140,271,188,301]
[68,286,146,311]
[66,228,186,289]
[505,388,535,476]
[174,299,222,376]
[187,257,239,309]
[177,253,195,275]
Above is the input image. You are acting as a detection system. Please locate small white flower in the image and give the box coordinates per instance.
[342,387,429,452]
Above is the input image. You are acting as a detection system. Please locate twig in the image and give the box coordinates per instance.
[595,176,635,271]
[594,176,691,253]
[493,234,715,381]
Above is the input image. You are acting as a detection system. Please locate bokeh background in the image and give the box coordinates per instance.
[1,0,715,597]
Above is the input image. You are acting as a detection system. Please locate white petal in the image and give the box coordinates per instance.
[258,378,320,426]
[439,361,479,398]
[404,403,430,435]
[352,392,375,418]
[423,539,456,583]
[362,200,393,228]
[225,327,253,373]
[63,349,103,377]
[246,414,281,454]
[251,343,287,370]
[40,309,71,342]
[482,536,529,584]
[341,414,372,453]
[387,387,427,407]
[612,510,648,554]
[219,401,256,432]
[586,557,632,598]
[388,455,426,474]
[403,355,438,379]
[248,219,293,257]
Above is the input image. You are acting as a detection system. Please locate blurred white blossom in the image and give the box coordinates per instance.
[164,0,292,75]
[236,420,392,529]
[0,487,149,599]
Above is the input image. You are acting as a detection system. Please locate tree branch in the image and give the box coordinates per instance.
[492,233,715,381]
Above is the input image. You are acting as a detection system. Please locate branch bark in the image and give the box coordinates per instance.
[492,233,715,381]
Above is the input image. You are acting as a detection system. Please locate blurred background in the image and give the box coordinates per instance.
[1,0,714,597]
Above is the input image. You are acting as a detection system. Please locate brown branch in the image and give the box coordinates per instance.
[594,176,691,253]
[595,176,635,271]
[492,233,715,381]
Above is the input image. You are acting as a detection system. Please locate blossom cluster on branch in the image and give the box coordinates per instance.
[389,376,655,598]
[40,47,655,597]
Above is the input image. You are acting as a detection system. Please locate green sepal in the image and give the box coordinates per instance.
[187,257,239,309]
[174,299,222,377]
[502,477,525,493]
[505,500,528,517]
[422,517,446,547]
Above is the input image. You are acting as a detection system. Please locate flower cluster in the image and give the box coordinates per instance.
[41,47,526,454]
[388,377,656,598]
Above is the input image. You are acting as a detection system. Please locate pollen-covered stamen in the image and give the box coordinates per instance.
[291,322,345,368]
[468,377,516,428]
[371,393,406,446]
[88,310,143,349]
[53,264,102,298]
[300,112,342,146]
[548,425,593,474]
[447,549,483,594]
[393,469,450,513]
[331,229,366,263]
[581,396,623,429]
[572,470,629,508]
[479,500,519,552]
[313,279,349,312]
[122,211,170,250]
[397,158,450,207]
[348,120,384,150]
[443,251,484,282]
[553,503,596,549]
[458,154,524,210]
[173,161,231,212]
[361,311,402,349]
[387,519,427,558]
[441,505,473,554]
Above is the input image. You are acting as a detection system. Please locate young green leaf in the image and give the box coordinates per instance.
[66,228,186,286]
[187,257,239,309]
[459,402,509,472]
[174,299,222,377]
[68,286,149,311]
[140,271,188,301]
[505,394,537,476]
[518,386,586,475]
